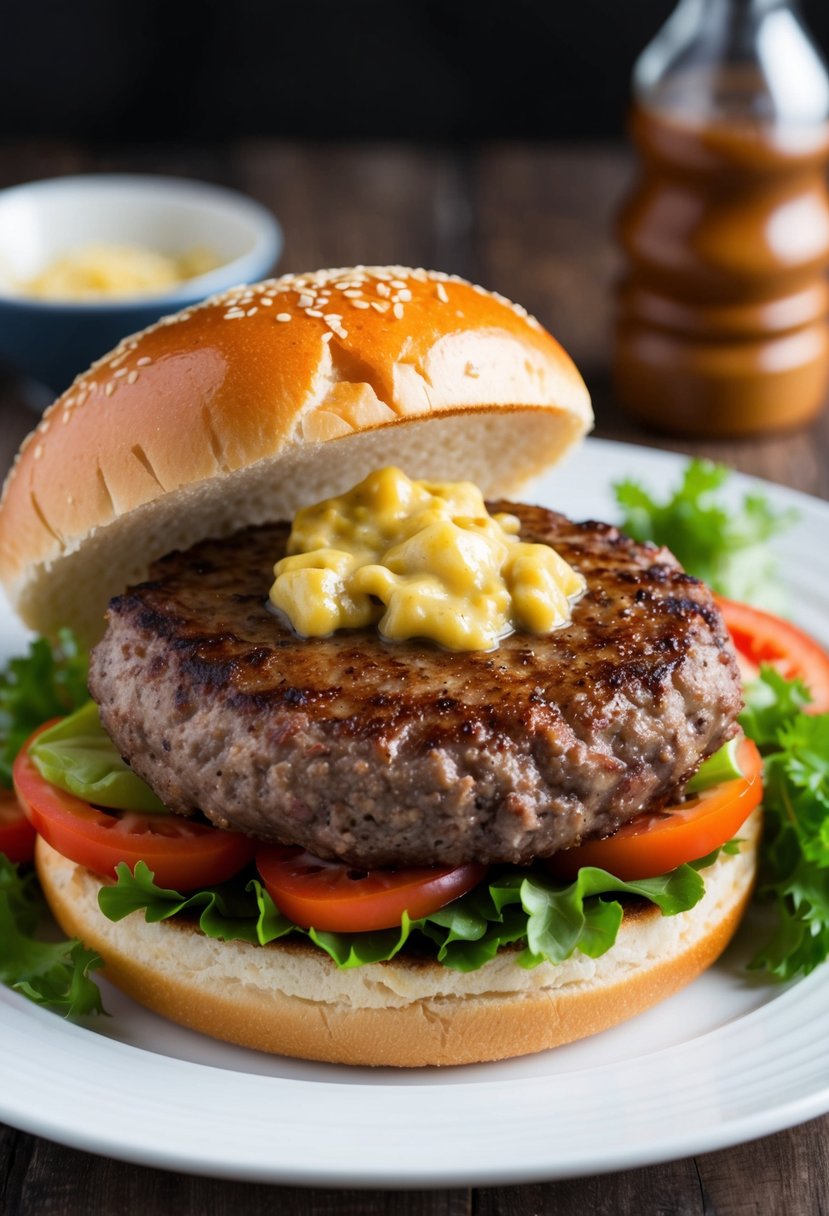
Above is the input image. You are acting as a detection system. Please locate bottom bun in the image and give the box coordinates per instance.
[35,813,760,1068]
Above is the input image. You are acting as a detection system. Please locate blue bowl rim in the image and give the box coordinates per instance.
[0,173,283,313]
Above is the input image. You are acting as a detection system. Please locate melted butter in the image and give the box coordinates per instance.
[269,467,585,651]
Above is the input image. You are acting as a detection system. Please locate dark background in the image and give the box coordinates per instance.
[4,0,829,143]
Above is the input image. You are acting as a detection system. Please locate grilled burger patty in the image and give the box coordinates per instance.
[88,502,742,868]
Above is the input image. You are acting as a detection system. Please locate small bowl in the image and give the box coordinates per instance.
[0,174,283,395]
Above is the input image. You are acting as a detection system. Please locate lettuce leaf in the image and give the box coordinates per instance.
[98,855,709,973]
[0,855,105,1016]
[30,700,166,813]
[0,630,89,788]
[743,675,829,980]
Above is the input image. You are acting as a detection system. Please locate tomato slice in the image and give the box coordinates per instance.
[546,736,763,882]
[0,788,37,864]
[256,847,487,932]
[717,596,829,713]
[13,726,256,890]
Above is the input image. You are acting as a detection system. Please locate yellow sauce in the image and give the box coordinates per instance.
[269,468,585,651]
[22,243,221,300]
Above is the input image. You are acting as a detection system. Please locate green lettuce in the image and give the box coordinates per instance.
[0,634,106,1016]
[741,669,829,980]
[686,736,744,792]
[0,854,104,1016]
[0,630,89,787]
[30,700,166,813]
[613,460,829,982]
[614,458,796,610]
[98,855,710,973]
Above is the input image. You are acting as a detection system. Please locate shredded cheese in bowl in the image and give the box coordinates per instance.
[21,243,221,300]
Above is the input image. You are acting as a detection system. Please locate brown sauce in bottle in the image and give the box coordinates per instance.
[614,101,829,435]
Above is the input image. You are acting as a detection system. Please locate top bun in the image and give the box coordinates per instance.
[0,266,592,644]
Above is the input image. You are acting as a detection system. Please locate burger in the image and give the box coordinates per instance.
[0,266,761,1067]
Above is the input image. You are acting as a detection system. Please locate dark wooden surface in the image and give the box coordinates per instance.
[1,141,828,1214]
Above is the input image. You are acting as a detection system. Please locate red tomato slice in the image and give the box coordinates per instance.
[547,736,763,882]
[717,596,829,713]
[0,788,37,864]
[13,726,256,890]
[256,847,487,932]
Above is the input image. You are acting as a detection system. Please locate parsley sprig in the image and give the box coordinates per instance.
[614,458,796,610]
[743,671,829,980]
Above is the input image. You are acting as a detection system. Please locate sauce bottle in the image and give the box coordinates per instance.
[614,0,829,436]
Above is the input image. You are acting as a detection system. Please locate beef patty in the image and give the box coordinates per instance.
[88,503,742,868]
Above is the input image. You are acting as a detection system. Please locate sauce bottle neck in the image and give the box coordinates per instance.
[635,0,829,125]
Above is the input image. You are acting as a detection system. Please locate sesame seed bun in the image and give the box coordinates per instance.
[34,808,759,1067]
[0,266,592,645]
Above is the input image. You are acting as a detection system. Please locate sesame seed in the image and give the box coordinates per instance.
[247,307,258,317]
[137,357,152,367]
[33,444,42,459]
[376,283,390,298]
[276,312,292,322]
[436,283,449,303]
[127,371,139,385]
[392,302,404,319]
[344,289,362,298]
[371,301,389,313]
[105,383,115,397]
[114,368,128,379]
[305,309,323,318]
[352,300,370,310]
[321,332,334,343]
[62,411,71,424]
[390,279,408,290]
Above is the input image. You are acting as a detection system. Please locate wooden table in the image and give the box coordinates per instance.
[1,141,828,1214]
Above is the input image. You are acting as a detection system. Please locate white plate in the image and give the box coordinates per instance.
[2,437,828,1187]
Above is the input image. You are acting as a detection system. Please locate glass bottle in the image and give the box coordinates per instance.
[614,0,829,436]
